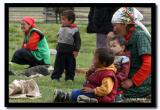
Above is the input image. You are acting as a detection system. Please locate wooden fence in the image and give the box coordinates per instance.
[9,7,151,26]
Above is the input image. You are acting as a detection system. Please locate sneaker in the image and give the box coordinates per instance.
[53,89,70,103]
[77,95,98,103]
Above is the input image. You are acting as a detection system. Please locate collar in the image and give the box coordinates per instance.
[124,26,136,42]
[95,64,117,73]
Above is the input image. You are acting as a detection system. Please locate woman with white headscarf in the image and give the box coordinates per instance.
[111,7,151,99]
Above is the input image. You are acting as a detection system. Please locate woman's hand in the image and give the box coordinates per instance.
[121,79,133,89]
[82,87,94,93]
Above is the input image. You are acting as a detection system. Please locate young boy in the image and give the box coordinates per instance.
[51,10,81,81]
[53,48,118,103]
[109,35,131,102]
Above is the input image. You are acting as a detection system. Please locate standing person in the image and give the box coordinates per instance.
[87,7,119,48]
[11,16,50,68]
[51,10,81,82]
[111,7,151,99]
[53,48,118,103]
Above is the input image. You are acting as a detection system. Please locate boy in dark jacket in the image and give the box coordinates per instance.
[51,10,81,81]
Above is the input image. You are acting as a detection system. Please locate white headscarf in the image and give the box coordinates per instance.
[111,7,151,37]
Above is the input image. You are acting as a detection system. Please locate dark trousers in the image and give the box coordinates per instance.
[51,52,76,81]
[11,48,44,67]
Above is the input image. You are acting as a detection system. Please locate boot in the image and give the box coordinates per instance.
[53,89,71,103]
[77,95,98,103]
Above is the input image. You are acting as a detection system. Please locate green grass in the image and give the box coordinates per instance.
[9,74,85,103]
[9,23,96,103]
[9,23,151,103]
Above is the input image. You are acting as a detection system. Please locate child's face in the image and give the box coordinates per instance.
[92,53,104,69]
[20,21,31,32]
[109,40,125,55]
[61,16,72,27]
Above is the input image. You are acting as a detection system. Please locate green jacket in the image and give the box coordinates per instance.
[24,28,50,65]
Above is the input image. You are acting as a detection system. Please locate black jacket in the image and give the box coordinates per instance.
[87,7,119,34]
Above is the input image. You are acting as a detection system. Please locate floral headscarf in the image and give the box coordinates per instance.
[111,7,151,37]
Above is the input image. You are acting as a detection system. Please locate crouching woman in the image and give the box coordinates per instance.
[11,16,50,67]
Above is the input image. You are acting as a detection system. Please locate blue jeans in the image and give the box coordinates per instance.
[71,89,95,102]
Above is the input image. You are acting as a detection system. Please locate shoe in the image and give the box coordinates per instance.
[77,95,98,103]
[65,79,74,83]
[115,94,124,103]
[53,89,70,103]
[52,78,60,82]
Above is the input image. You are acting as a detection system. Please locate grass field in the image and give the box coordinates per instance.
[8,23,151,103]
[9,23,96,103]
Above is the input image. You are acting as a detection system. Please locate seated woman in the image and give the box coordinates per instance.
[11,16,50,67]
[111,7,151,99]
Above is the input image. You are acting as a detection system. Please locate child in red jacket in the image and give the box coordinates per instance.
[53,48,118,103]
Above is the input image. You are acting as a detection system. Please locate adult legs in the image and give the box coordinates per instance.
[96,33,108,48]
[11,48,43,67]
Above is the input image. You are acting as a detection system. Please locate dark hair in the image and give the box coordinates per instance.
[110,35,126,46]
[95,48,115,67]
[61,10,75,23]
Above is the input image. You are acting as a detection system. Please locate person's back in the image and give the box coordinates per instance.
[87,7,119,48]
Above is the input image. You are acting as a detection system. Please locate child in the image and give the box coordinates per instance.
[51,10,81,81]
[53,48,118,103]
[109,35,131,102]
[11,16,50,67]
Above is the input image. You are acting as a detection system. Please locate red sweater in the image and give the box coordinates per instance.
[132,55,151,86]
[22,32,40,51]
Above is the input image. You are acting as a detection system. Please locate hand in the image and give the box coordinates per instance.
[121,79,133,89]
[114,62,121,69]
[23,44,26,48]
[81,87,94,93]
[88,65,95,72]
[106,32,114,40]
[73,51,79,58]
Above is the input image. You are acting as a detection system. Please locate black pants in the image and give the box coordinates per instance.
[51,52,76,81]
[11,48,44,67]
